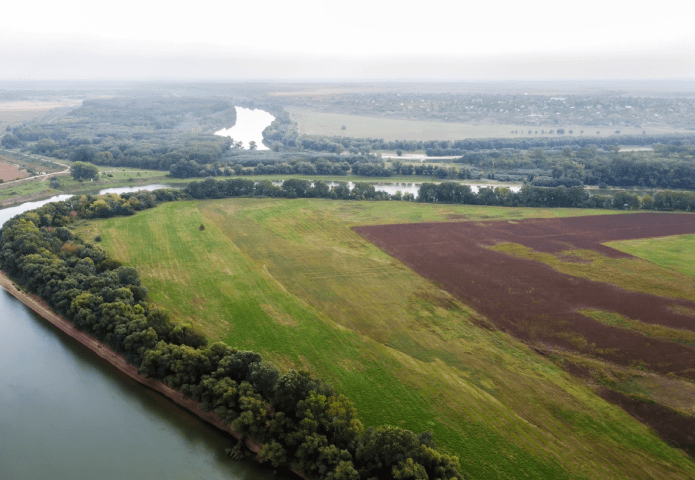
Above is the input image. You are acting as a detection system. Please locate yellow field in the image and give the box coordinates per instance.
[0,99,82,126]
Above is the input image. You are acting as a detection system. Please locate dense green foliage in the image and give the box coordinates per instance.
[181,177,695,212]
[0,192,464,480]
[71,161,100,181]
[7,95,695,191]
[453,144,695,190]
[7,97,236,170]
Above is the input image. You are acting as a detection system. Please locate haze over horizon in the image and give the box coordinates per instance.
[2,0,694,81]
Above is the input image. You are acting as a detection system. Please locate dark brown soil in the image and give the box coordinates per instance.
[354,213,695,379]
[597,387,695,457]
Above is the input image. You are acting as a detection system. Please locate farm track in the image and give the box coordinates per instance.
[354,213,695,378]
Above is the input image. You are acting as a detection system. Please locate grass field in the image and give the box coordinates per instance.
[75,199,695,480]
[606,234,695,278]
[288,108,675,141]
[489,243,695,303]
[484,230,695,421]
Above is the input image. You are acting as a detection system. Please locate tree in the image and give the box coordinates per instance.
[71,161,100,181]
[642,194,654,209]
[249,141,258,150]
[1,133,20,148]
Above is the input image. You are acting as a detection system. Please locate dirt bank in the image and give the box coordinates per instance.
[0,270,306,479]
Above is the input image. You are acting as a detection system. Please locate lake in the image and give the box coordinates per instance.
[215,107,275,151]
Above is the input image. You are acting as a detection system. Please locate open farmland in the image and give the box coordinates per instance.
[606,234,695,278]
[0,99,82,127]
[354,213,695,376]
[77,199,695,480]
[288,108,674,141]
[0,157,28,182]
[355,213,695,454]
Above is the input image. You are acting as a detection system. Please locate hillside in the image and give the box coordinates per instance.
[75,199,695,479]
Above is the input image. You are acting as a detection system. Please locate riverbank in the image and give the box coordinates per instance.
[0,270,306,477]
[0,176,174,209]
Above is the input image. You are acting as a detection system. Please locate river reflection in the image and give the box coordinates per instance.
[271,180,521,196]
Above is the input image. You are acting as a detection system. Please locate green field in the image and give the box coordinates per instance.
[489,243,695,303]
[288,108,675,141]
[607,234,695,278]
[76,199,695,480]
[488,236,695,418]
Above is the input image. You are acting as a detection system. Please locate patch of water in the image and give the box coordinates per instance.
[215,107,275,151]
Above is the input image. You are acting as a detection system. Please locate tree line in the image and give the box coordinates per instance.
[181,177,695,211]
[0,191,464,480]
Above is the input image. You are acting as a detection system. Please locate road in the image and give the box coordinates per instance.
[0,146,71,187]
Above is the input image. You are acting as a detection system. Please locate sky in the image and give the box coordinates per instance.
[2,0,694,81]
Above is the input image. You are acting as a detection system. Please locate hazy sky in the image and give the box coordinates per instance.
[2,0,694,80]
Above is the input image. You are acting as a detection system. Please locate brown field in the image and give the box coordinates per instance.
[0,159,28,181]
[354,213,695,378]
[355,212,695,454]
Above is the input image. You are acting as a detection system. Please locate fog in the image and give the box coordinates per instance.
[1,0,694,81]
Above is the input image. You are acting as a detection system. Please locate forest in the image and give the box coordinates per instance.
[4,95,695,192]
[2,97,237,171]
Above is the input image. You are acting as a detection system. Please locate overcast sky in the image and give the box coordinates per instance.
[2,0,694,81]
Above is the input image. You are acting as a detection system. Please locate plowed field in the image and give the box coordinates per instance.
[354,213,695,379]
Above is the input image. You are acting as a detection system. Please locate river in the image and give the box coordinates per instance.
[0,191,272,480]
[215,107,275,151]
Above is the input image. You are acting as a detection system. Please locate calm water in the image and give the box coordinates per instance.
[215,107,275,151]
[0,192,271,480]
[272,181,521,196]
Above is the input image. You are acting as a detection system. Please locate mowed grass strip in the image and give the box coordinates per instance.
[489,243,695,303]
[78,199,695,480]
[606,234,695,278]
[580,309,695,347]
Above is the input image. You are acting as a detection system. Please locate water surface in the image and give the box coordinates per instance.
[0,192,271,480]
[215,107,275,151]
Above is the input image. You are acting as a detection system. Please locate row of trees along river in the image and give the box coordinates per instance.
[0,187,465,480]
[0,191,275,480]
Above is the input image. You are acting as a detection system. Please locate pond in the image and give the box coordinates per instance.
[215,107,275,151]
